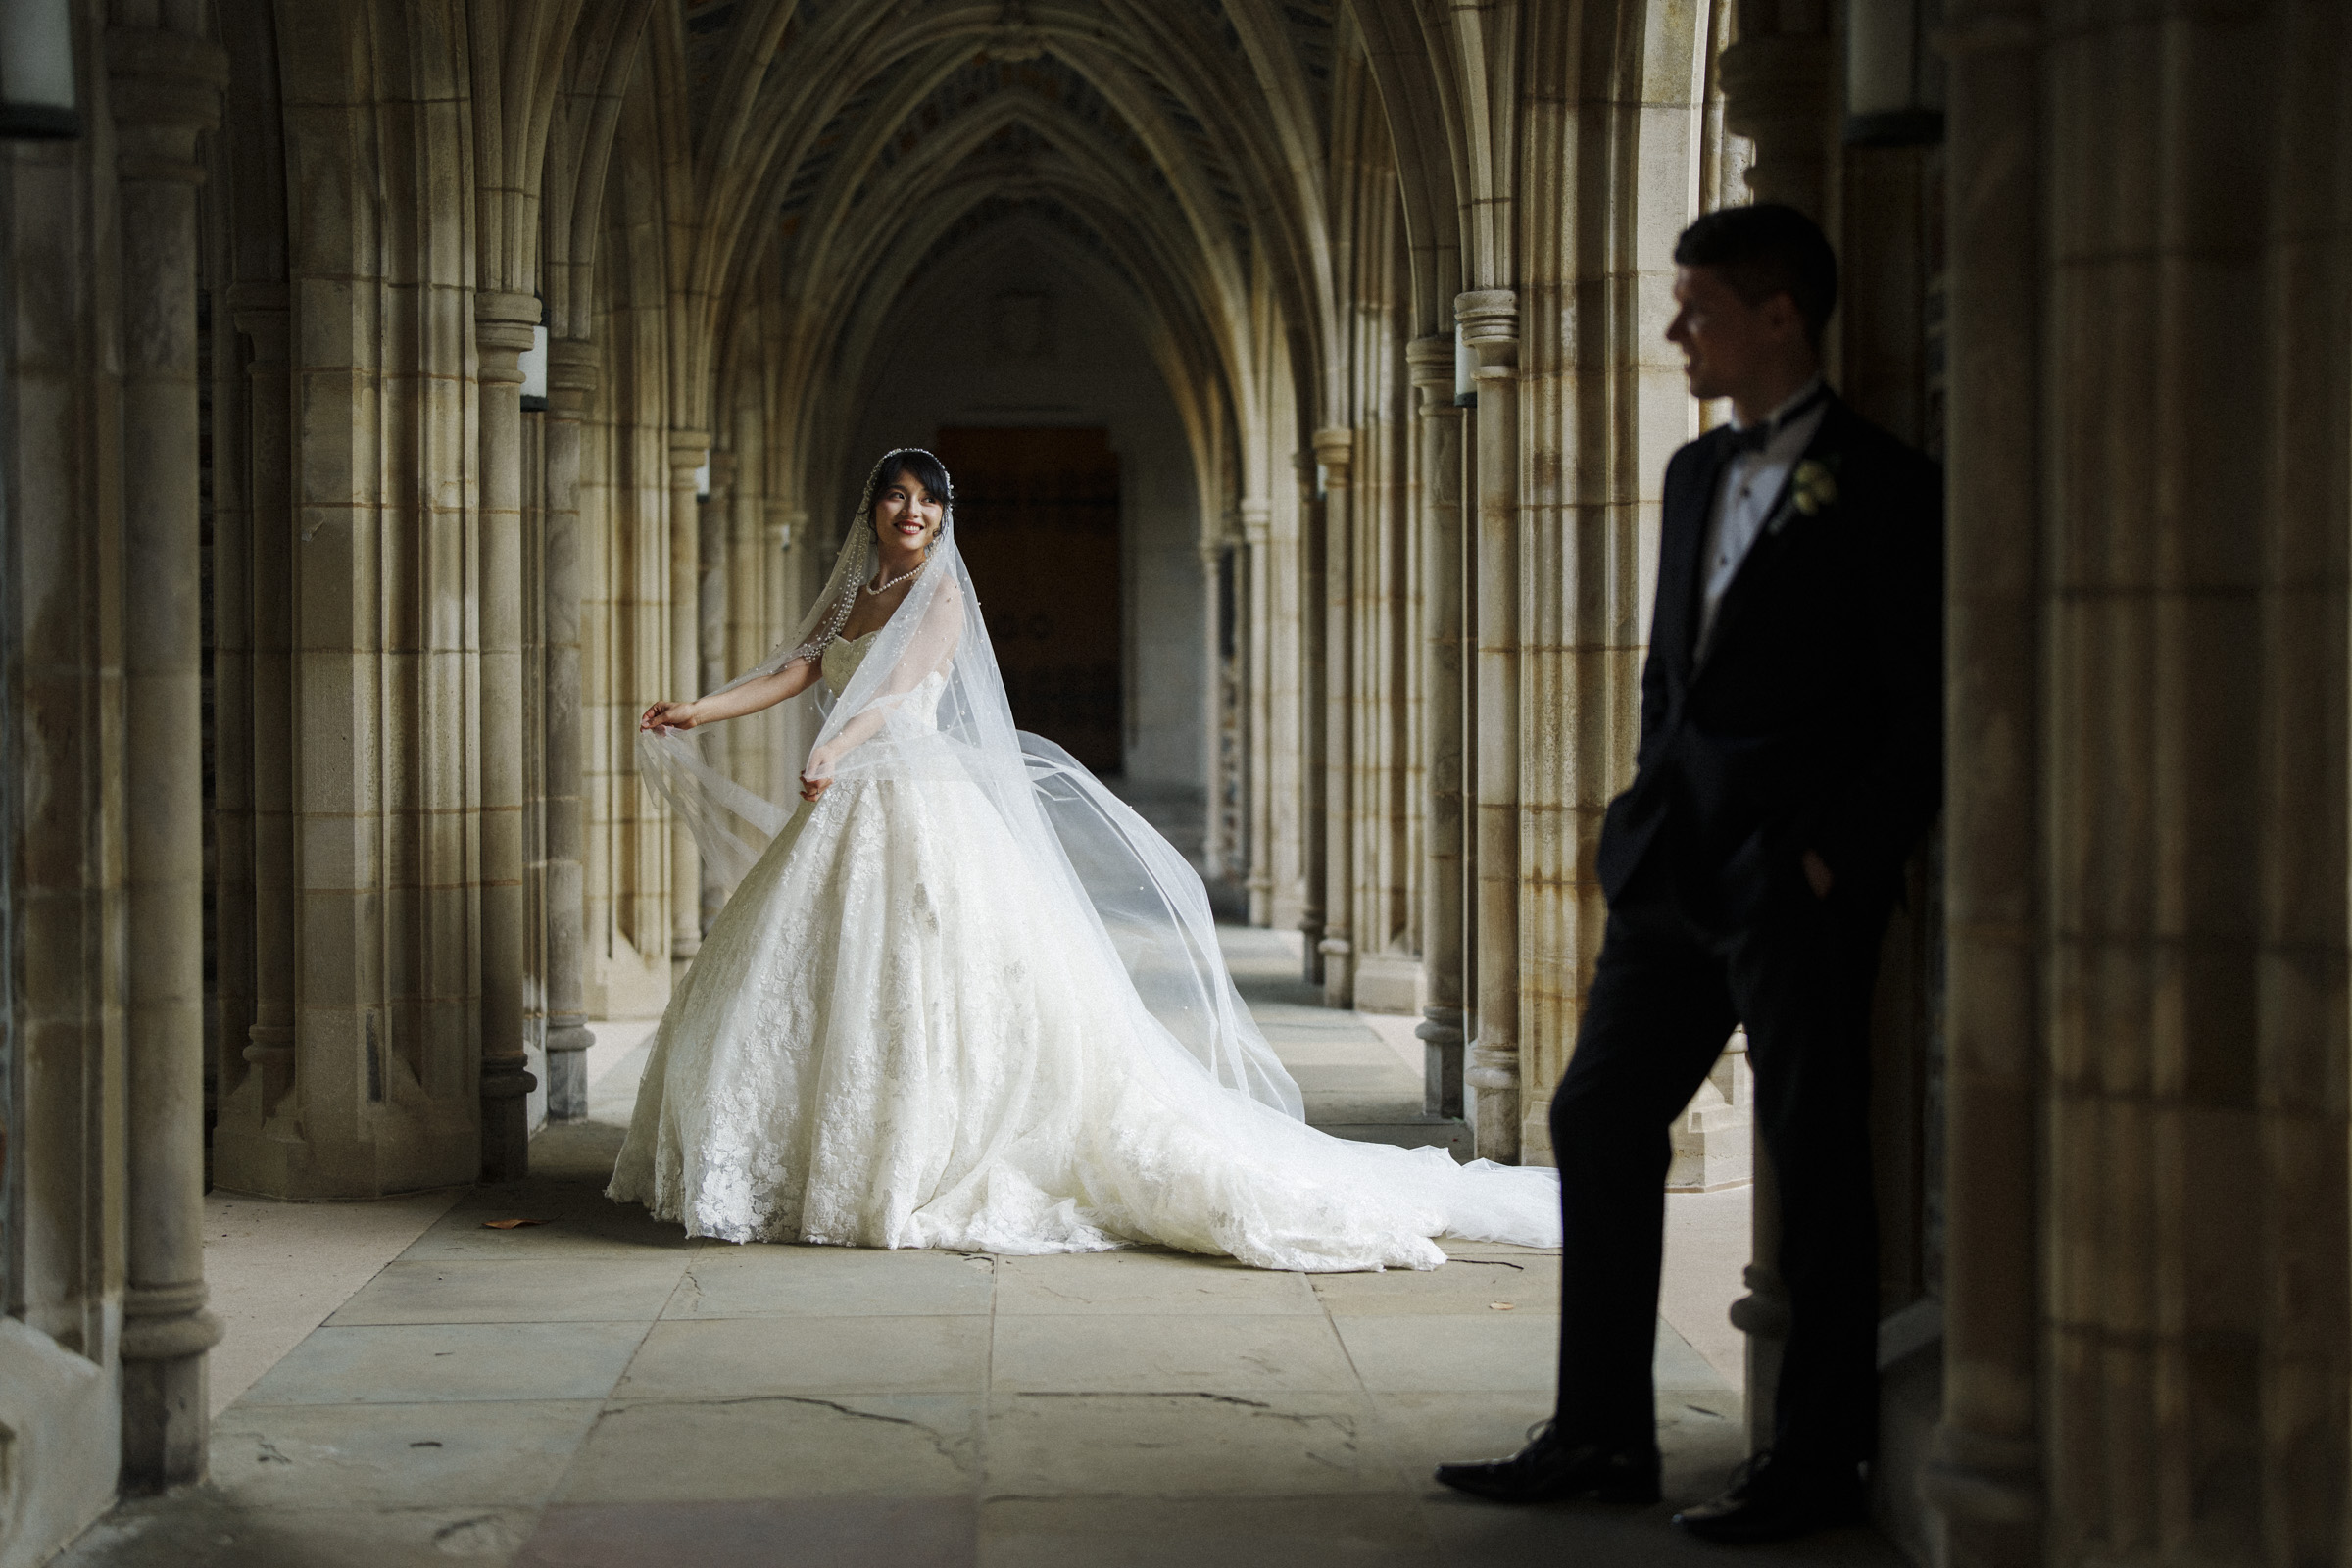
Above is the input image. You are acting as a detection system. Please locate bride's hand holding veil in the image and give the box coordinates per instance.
[640,659,823,736]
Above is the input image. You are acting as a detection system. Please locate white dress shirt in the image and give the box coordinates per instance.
[1694,377,1830,656]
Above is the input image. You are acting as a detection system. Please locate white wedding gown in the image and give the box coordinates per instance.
[609,628,1559,1272]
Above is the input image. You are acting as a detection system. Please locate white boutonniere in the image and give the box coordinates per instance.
[1767,456,1841,537]
[1792,459,1838,514]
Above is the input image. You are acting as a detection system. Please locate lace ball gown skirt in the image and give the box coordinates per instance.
[608,769,1558,1274]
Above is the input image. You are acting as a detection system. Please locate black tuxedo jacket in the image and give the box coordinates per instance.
[1594,395,1943,925]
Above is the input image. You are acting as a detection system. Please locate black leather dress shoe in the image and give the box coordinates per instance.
[1434,1422,1661,1505]
[1672,1452,1867,1544]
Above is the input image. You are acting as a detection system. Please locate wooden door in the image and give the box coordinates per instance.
[934,427,1122,773]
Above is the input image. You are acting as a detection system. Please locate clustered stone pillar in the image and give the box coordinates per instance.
[542,338,600,1120]
[475,291,541,1181]
[228,288,298,1140]
[1920,3,2044,1554]
[1457,288,1520,1161]
[109,20,228,1490]
[1315,427,1356,1008]
[1241,500,1276,925]
[1408,334,1466,1118]
[667,430,711,969]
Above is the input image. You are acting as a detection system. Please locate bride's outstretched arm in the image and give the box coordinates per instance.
[640,657,821,733]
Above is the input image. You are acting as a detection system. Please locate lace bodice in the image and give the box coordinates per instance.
[821,628,882,693]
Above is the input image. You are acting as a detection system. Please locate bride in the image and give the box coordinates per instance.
[609,447,1557,1271]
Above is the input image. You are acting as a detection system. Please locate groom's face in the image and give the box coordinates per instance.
[1666,265,1800,405]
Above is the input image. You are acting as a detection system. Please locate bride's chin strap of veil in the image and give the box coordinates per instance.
[635,447,1305,1121]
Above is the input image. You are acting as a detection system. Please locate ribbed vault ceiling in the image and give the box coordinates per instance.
[675,0,1344,420]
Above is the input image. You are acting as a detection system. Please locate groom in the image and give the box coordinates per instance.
[1437,203,1942,1544]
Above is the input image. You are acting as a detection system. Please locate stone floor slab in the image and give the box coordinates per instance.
[514,1496,976,1568]
[1310,1253,1558,1315]
[614,1314,989,1398]
[325,1257,689,1326]
[1329,1310,1569,1395]
[663,1243,997,1318]
[557,1394,979,1501]
[980,1494,1440,1568]
[1416,1492,1904,1568]
[210,1399,604,1510]
[992,1311,1359,1395]
[54,1495,541,1568]
[993,1249,1320,1316]
[984,1390,1395,1497]
[398,1200,693,1262]
[236,1321,651,1406]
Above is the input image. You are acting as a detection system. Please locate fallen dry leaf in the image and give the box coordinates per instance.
[480,1218,544,1230]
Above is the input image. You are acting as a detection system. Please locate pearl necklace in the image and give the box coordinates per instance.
[863,556,928,595]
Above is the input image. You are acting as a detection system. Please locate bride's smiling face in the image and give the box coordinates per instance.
[871,470,944,563]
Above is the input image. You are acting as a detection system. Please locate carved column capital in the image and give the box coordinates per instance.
[227,283,289,365]
[1406,333,1456,409]
[1454,290,1520,372]
[106,27,226,179]
[1717,31,1835,216]
[547,337,599,418]
[1238,500,1272,545]
[669,429,712,472]
[1312,426,1355,476]
[474,291,538,383]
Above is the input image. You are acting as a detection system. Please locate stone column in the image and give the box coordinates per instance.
[109,22,228,1491]
[1298,457,1326,986]
[698,449,733,921]
[1913,0,2042,1554]
[1241,501,1275,925]
[1200,537,1228,880]
[1458,289,1521,1161]
[1408,335,1466,1118]
[1715,14,1834,1434]
[667,430,710,967]
[1314,428,1356,1007]
[228,290,297,1136]
[542,339,599,1120]
[474,291,540,1182]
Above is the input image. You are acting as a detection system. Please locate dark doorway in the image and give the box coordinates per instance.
[935,427,1123,774]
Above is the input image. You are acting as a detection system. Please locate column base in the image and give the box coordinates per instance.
[1318,936,1353,1009]
[1416,1006,1465,1118]
[119,1282,222,1493]
[544,1017,597,1122]
[1298,920,1324,987]
[1465,1042,1520,1162]
[479,1059,537,1183]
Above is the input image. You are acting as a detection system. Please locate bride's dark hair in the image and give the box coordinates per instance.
[869,448,953,518]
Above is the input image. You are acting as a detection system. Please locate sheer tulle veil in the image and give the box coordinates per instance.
[637,449,1303,1118]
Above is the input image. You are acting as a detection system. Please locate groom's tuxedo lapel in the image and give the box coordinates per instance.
[1688,396,1847,683]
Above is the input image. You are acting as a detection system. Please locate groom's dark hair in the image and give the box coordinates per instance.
[1673,204,1838,347]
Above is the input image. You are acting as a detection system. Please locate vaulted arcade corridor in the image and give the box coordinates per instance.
[7,1,2352,1565]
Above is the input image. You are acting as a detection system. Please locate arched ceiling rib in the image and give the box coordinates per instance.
[651,0,1346,453]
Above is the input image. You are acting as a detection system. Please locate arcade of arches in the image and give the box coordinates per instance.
[3,0,2350,1564]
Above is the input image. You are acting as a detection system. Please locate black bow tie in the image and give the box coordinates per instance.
[1725,384,1829,455]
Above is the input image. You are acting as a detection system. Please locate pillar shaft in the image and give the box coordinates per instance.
[110,23,228,1492]
[1921,1,2046,1556]
[542,339,598,1119]
[1315,428,1356,1008]
[1408,335,1466,1118]
[1241,502,1275,925]
[475,291,539,1182]
[1458,289,1520,1162]
[667,432,711,965]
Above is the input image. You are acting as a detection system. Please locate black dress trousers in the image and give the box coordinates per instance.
[1546,861,1886,1474]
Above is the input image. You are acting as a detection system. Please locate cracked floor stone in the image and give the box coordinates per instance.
[58,933,1894,1568]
